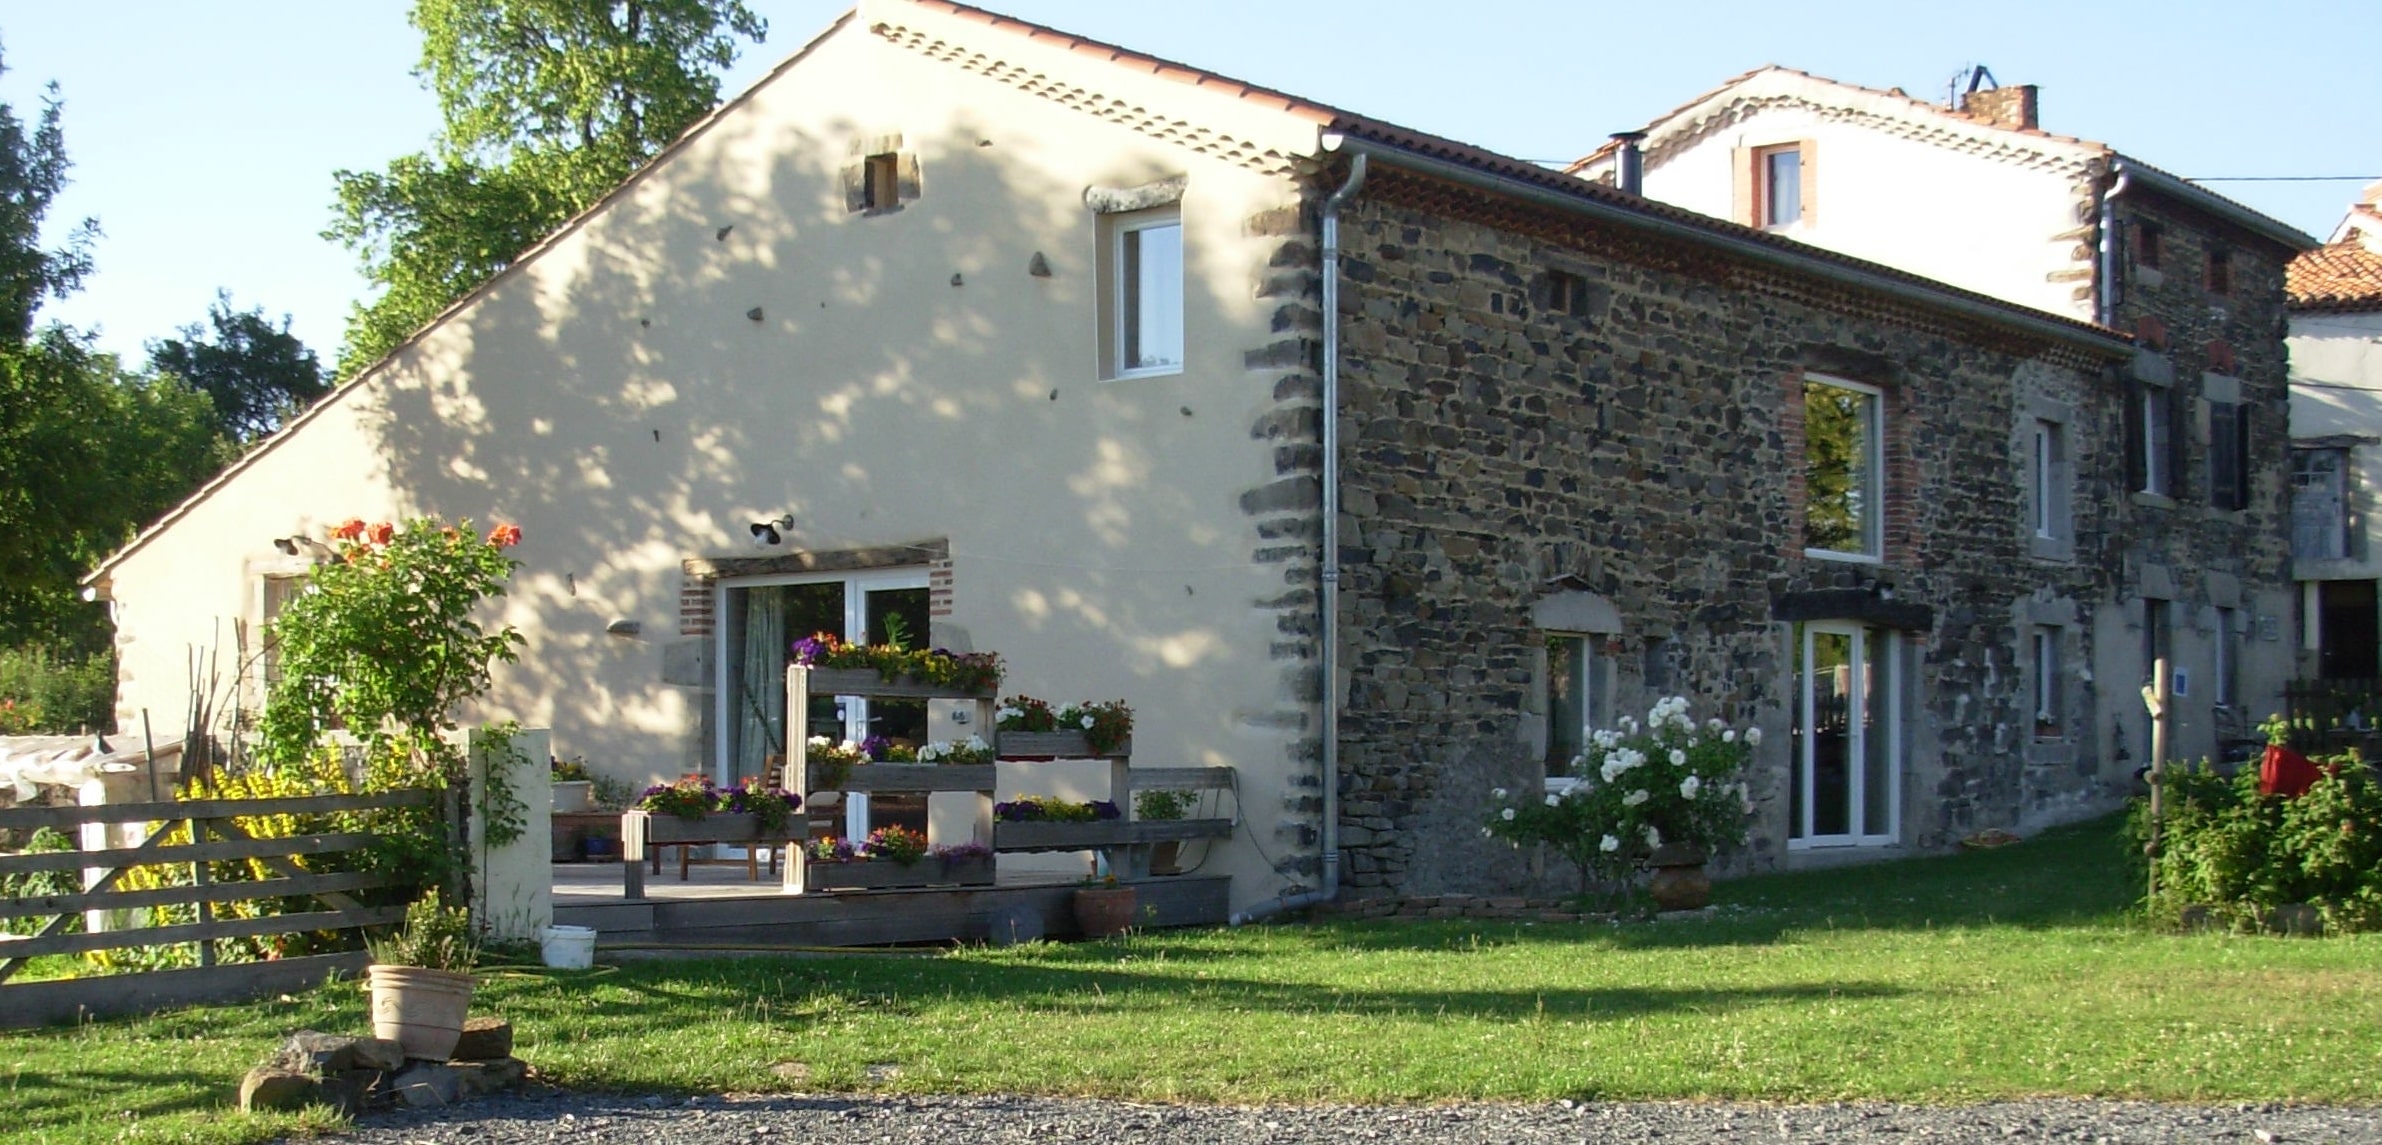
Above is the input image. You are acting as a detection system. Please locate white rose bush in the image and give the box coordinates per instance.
[1485,696,1759,902]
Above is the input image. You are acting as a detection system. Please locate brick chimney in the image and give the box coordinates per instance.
[1960,84,2039,131]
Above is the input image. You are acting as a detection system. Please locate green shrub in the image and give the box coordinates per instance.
[2130,756,2382,932]
[0,828,83,937]
[0,644,114,734]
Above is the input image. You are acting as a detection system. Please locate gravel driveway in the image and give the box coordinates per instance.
[323,1091,2382,1144]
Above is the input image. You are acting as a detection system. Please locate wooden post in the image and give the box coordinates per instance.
[189,813,215,968]
[784,664,813,894]
[2143,656,2171,901]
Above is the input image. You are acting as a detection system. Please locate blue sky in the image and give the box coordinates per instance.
[5,1,2377,365]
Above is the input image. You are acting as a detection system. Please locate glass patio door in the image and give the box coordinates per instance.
[1790,622,1900,847]
[716,571,930,826]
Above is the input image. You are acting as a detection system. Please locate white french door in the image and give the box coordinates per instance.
[714,569,930,837]
[1790,621,1901,848]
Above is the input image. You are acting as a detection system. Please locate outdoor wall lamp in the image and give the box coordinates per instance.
[1860,575,1897,600]
[272,536,332,559]
[749,514,796,549]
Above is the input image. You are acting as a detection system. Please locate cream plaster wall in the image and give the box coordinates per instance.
[101,1,1322,911]
[2290,310,2382,582]
[1633,104,2095,322]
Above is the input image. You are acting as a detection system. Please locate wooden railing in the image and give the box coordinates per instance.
[2280,678,2382,752]
[0,787,436,1028]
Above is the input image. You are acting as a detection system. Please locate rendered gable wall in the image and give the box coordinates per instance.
[100,2,1333,911]
[1637,99,2099,323]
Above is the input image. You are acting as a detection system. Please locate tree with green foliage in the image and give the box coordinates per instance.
[328,0,764,376]
[145,291,330,445]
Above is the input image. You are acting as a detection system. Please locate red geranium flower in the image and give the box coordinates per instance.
[367,522,395,545]
[332,518,366,540]
[487,523,523,548]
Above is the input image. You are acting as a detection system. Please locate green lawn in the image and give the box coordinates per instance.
[6,815,2379,1144]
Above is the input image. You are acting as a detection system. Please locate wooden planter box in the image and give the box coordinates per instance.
[802,855,995,891]
[805,668,995,701]
[834,764,997,794]
[633,811,789,846]
[994,732,1130,759]
[993,819,1132,852]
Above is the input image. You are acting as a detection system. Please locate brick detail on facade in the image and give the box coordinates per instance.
[679,576,714,637]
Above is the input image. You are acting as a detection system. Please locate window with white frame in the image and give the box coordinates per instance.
[2032,626,2061,739]
[2131,381,2174,498]
[1803,375,1883,559]
[1545,634,1598,771]
[1103,207,1183,379]
[2293,447,2350,559]
[1758,144,1803,229]
[2030,418,2069,542]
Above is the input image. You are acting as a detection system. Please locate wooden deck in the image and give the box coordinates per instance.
[550,861,1230,948]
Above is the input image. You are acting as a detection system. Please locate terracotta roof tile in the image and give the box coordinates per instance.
[2290,241,2382,312]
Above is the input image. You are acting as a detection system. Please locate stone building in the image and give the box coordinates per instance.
[1564,65,2315,811]
[80,3,2299,912]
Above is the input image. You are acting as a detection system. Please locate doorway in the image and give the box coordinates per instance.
[1790,621,1901,848]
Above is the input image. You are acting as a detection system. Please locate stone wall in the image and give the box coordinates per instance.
[1327,168,2159,900]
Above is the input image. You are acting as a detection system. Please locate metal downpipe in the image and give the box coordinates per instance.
[1233,148,1367,926]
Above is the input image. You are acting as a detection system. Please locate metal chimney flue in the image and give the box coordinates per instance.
[1610,131,1647,196]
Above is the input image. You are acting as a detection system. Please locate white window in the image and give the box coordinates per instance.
[1545,634,1597,771]
[1790,622,1900,847]
[1803,375,1883,560]
[2032,627,2061,738]
[2293,447,2350,559]
[2140,385,2173,497]
[1108,209,1183,379]
[2030,418,2068,541]
[1759,145,1803,229]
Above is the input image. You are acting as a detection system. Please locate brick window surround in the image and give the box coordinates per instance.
[680,538,952,636]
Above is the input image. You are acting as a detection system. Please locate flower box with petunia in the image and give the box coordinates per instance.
[990,796,1129,852]
[993,696,1133,757]
[796,829,994,890]
[790,633,1002,697]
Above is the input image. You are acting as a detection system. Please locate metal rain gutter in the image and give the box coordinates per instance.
[2111,156,2320,255]
[1232,144,1367,927]
[1328,136,2136,360]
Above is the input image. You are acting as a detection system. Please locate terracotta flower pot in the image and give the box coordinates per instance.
[1072,885,1137,938]
[1645,845,1711,912]
[367,964,476,1061]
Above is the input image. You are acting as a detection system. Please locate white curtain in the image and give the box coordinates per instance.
[735,588,787,781]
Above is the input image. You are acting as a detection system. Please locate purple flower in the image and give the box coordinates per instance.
[790,635,829,666]
[1091,800,1121,820]
[860,735,893,762]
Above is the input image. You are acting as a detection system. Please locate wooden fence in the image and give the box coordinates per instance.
[0,787,436,1029]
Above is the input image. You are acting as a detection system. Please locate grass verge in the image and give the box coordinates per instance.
[4,815,2377,1144]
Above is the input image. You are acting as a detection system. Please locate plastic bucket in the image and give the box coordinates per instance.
[540,924,597,969]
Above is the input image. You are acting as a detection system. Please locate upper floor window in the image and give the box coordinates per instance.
[1804,375,1883,560]
[2206,246,2233,295]
[2030,418,2069,542]
[2209,401,2250,512]
[2293,447,2350,559]
[1546,269,1591,320]
[861,153,900,211]
[1101,207,1183,379]
[2135,221,2164,270]
[1759,144,1804,229]
[2126,379,2176,498]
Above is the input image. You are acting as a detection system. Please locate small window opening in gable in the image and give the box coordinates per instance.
[863,153,900,211]
[1546,270,1590,320]
[2136,222,2164,269]
[2206,246,2232,295]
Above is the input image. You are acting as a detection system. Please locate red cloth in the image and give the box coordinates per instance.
[2260,744,2323,798]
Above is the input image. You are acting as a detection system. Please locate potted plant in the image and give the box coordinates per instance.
[800,830,994,890]
[995,696,1134,757]
[1485,696,1756,911]
[551,754,593,814]
[790,632,1003,696]
[1072,874,1136,939]
[366,892,479,1061]
[1134,788,1194,874]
